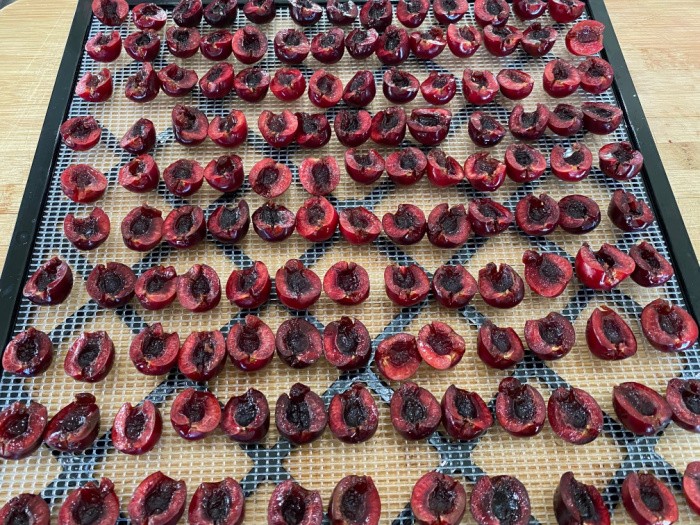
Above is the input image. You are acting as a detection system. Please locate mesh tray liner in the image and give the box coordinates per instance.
[1,2,699,523]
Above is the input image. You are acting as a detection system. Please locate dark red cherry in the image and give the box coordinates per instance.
[410,26,446,60]
[411,472,467,525]
[581,102,623,135]
[311,27,345,64]
[166,26,201,59]
[477,321,524,369]
[163,159,204,197]
[59,478,120,525]
[338,206,382,244]
[344,148,385,184]
[446,23,482,57]
[462,69,498,105]
[345,27,379,58]
[390,381,441,440]
[249,158,292,198]
[383,68,419,104]
[170,388,221,440]
[548,0,584,23]
[641,298,698,353]
[173,0,203,27]
[258,109,298,148]
[509,103,549,141]
[483,24,522,56]
[359,0,393,30]
[370,106,406,146]
[554,472,610,525]
[434,0,469,24]
[468,112,505,148]
[629,241,674,288]
[521,23,557,56]
[43,393,100,452]
[163,205,206,249]
[124,30,160,62]
[684,462,700,515]
[513,0,547,20]
[474,0,510,27]
[566,20,605,56]
[543,59,581,98]
[226,315,275,372]
[329,476,381,525]
[178,330,226,381]
[120,204,163,252]
[558,195,601,234]
[120,118,156,155]
[128,472,187,525]
[271,67,306,101]
[200,30,233,61]
[275,383,327,445]
[666,378,700,433]
[524,312,575,360]
[177,264,221,313]
[60,116,101,151]
[188,478,245,525]
[521,249,572,298]
[275,259,321,310]
[384,263,430,307]
[426,149,464,187]
[497,68,534,100]
[296,112,331,149]
[221,388,270,443]
[397,0,429,28]
[0,401,47,459]
[0,495,49,525]
[375,333,421,381]
[2,328,53,378]
[22,256,73,305]
[86,262,136,308]
[579,57,614,94]
[268,481,323,524]
[296,196,338,242]
[273,28,310,64]
[308,69,343,108]
[599,141,643,181]
[208,110,248,148]
[464,151,506,192]
[386,147,427,185]
[172,104,209,146]
[326,0,358,25]
[328,383,379,444]
[60,164,107,203]
[158,64,198,97]
[431,264,477,308]
[548,103,583,137]
[342,70,376,107]
[495,377,545,437]
[504,143,546,183]
[204,0,238,27]
[420,72,456,105]
[276,318,323,368]
[323,261,371,305]
[334,109,372,147]
[468,198,513,237]
[575,243,635,290]
[208,200,250,244]
[608,189,655,232]
[613,382,672,435]
[111,400,162,455]
[478,263,525,309]
[233,67,270,102]
[288,0,323,26]
[417,321,465,370]
[129,323,180,375]
[252,202,296,242]
[323,317,372,370]
[86,30,121,62]
[441,385,493,441]
[407,107,452,146]
[622,472,678,525]
[63,330,114,383]
[585,306,637,361]
[470,475,531,525]
[225,260,271,309]
[382,203,426,245]
[515,193,559,236]
[376,25,410,65]
[204,154,244,193]
[232,25,267,64]
[199,62,235,100]
[75,68,113,103]
[551,143,592,182]
[299,156,340,196]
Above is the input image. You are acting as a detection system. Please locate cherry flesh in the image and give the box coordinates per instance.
[390,381,441,440]
[226,315,275,372]
[221,388,270,443]
[441,385,493,440]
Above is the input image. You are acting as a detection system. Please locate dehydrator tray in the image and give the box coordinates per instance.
[1,0,699,523]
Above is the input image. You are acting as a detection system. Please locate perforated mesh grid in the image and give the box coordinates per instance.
[1,1,699,523]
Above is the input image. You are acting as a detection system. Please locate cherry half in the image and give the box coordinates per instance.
[383,203,427,245]
[575,243,635,290]
[188,478,245,525]
[339,206,382,244]
[684,462,700,515]
[470,475,531,525]
[127,472,187,525]
[328,382,379,444]
[390,381,441,440]
[2,328,53,377]
[666,378,700,433]
[417,321,465,370]
[548,386,603,444]
[177,330,226,381]
[275,383,327,445]
[515,193,559,236]
[586,306,637,361]
[432,264,477,309]
[59,478,120,525]
[176,264,221,313]
[275,259,321,310]
[641,299,699,353]
[275,318,323,368]
[111,400,162,455]
[558,195,601,234]
[554,472,610,525]
[323,261,371,305]
[607,189,654,232]
[226,261,271,309]
[43,393,100,453]
[208,201,250,243]
[323,317,372,371]
[60,164,107,203]
[163,205,206,249]
[495,377,546,437]
[622,472,678,525]
[468,198,513,237]
[267,481,323,524]
[170,388,221,440]
[221,388,270,443]
[60,116,101,151]
[129,323,180,376]
[384,264,430,307]
[0,401,47,459]
[441,385,493,441]
[86,262,136,308]
[23,256,73,305]
[630,241,673,288]
[612,382,672,435]
[0,494,50,525]
[477,321,524,369]
[411,472,467,525]
[478,263,525,309]
[226,315,275,372]
[524,312,575,360]
[375,333,421,381]
[252,202,296,242]
[329,476,381,525]
[63,330,115,383]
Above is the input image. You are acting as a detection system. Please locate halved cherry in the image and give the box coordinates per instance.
[296,112,331,148]
[170,388,221,440]
[323,317,372,370]
[382,203,426,245]
[548,0,584,23]
[129,323,180,375]
[163,159,204,197]
[384,264,430,307]
[296,196,338,242]
[329,476,381,525]
[120,118,156,155]
[432,264,477,308]
[200,29,233,60]
[613,382,672,435]
[275,259,321,310]
[59,478,120,525]
[548,103,583,137]
[125,62,160,102]
[495,377,545,437]
[407,107,452,146]
[420,72,456,106]
[630,241,674,287]
[249,158,292,198]
[478,263,524,309]
[375,333,421,381]
[575,243,635,290]
[204,154,244,192]
[86,262,136,308]
[586,306,637,360]
[172,104,209,146]
[468,198,512,237]
[92,0,128,25]
[328,383,379,444]
[505,144,545,183]
[397,0,429,28]
[383,68,419,104]
[121,204,163,252]
[441,385,493,440]
[75,68,113,102]
[554,472,610,525]
[558,194,601,234]
[221,388,270,443]
[426,148,464,187]
[299,156,340,196]
[308,69,343,108]
[208,110,248,148]
[468,111,505,148]
[226,315,275,372]
[334,109,372,147]
[515,193,559,236]
[390,381,441,440]
[464,151,506,192]
[582,102,623,135]
[599,141,643,180]
[323,261,370,305]
[166,26,200,59]
[128,472,187,525]
[158,64,197,97]
[345,27,379,58]
[462,69,498,105]
[684,462,700,515]
[208,200,251,244]
[522,249,572,298]
[288,0,323,26]
[497,69,534,100]
[64,331,115,383]
[134,265,178,310]
[345,148,385,184]
[470,475,531,525]
[64,207,110,251]
[342,70,376,107]
[273,28,310,64]
[173,0,203,27]
[233,67,270,102]
[667,378,700,433]
[622,472,678,525]
[446,24,482,57]
[60,164,107,203]
[551,143,592,182]
[43,393,100,452]
[22,257,73,305]
[204,0,238,27]
[189,478,245,525]
[339,206,382,244]
[178,330,226,381]
[359,0,393,30]
[199,62,235,99]
[370,106,407,146]
[177,264,221,313]
[579,57,614,94]
[60,116,101,151]
[411,472,467,525]
[163,205,206,249]
[326,0,358,25]
[232,25,267,64]
[509,103,549,141]
[521,23,557,56]
[410,26,446,60]
[566,20,605,56]
[543,59,580,98]
[0,401,47,459]
[252,202,296,242]
[124,30,160,62]
[267,481,323,524]
[271,67,306,101]
[477,321,524,369]
[258,109,298,148]
[474,0,510,27]
[225,260,271,309]
[525,312,575,360]
[483,24,522,56]
[608,190,654,232]
[513,0,547,20]
[275,383,327,444]
[376,25,410,65]
[311,27,345,63]
[111,400,162,455]
[386,147,427,185]
[417,321,465,370]
[641,298,698,353]
[433,0,468,24]
[86,31,121,62]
